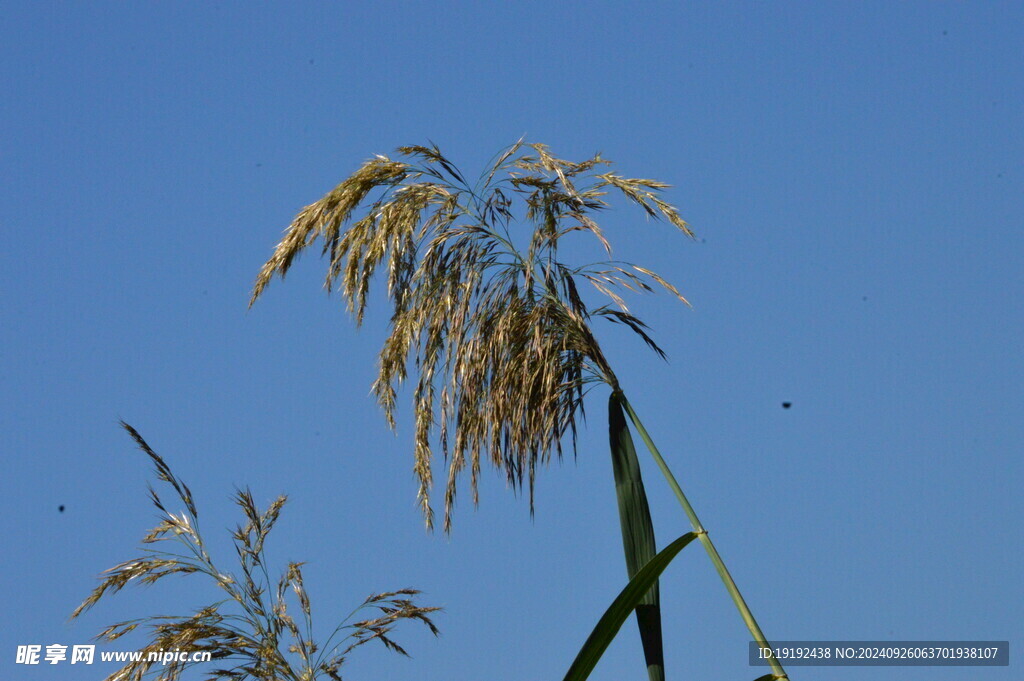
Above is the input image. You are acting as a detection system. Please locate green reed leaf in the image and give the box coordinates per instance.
[608,391,663,681]
[563,532,698,681]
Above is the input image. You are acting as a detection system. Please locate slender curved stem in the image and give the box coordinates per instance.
[618,392,789,681]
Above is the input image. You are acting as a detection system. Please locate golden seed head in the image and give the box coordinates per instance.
[252,141,693,531]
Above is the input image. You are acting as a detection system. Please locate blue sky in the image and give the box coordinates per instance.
[1,3,1021,680]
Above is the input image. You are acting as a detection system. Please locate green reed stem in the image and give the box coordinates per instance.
[618,392,789,681]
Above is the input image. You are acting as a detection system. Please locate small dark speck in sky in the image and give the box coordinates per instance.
[782,402,792,409]
[943,30,948,36]
[862,296,868,301]
[309,59,315,64]
[58,505,65,513]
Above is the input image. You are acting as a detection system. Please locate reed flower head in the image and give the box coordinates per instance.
[252,141,693,531]
[72,423,439,681]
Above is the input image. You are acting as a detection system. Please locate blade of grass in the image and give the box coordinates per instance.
[618,393,789,681]
[608,392,664,681]
[563,532,698,681]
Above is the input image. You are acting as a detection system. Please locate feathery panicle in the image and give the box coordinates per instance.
[250,156,411,307]
[73,425,439,681]
[251,142,693,531]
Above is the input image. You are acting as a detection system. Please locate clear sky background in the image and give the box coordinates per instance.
[1,3,1021,680]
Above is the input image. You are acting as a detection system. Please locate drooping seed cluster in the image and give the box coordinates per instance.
[252,141,692,531]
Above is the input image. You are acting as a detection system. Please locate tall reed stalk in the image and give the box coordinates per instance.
[621,394,788,680]
[250,141,788,679]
